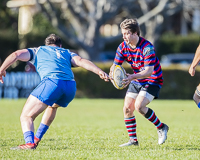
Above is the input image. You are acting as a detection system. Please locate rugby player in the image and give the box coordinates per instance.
[0,34,109,150]
[109,19,169,147]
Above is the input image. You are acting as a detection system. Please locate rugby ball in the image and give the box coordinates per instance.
[111,65,127,90]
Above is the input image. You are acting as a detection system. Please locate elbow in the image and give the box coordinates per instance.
[11,52,19,62]
[146,70,153,77]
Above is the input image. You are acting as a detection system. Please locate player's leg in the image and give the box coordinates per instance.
[135,94,163,128]
[34,80,76,147]
[11,78,64,150]
[119,86,139,147]
[10,95,48,150]
[193,83,200,108]
[34,104,59,146]
[135,85,169,145]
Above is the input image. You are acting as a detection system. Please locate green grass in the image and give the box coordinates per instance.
[0,99,200,160]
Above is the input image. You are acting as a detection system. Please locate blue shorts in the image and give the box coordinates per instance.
[31,77,76,107]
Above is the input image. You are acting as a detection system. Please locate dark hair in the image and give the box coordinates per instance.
[120,19,140,36]
[45,34,62,46]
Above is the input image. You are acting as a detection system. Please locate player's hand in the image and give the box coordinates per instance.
[0,70,6,84]
[189,65,195,76]
[122,73,133,88]
[108,64,115,81]
[99,71,109,82]
[109,70,113,81]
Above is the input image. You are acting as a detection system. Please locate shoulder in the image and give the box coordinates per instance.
[117,41,128,52]
[27,46,41,63]
[27,47,41,54]
[139,37,154,48]
[138,37,155,55]
[65,49,78,57]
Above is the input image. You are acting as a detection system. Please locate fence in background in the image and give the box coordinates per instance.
[0,72,40,99]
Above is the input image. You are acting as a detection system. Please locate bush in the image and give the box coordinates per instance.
[73,63,199,99]
[156,33,199,59]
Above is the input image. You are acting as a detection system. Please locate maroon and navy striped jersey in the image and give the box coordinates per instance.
[113,37,163,87]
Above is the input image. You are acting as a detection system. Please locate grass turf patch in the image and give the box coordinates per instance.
[0,99,200,159]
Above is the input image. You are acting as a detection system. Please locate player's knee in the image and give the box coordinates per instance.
[123,105,132,115]
[20,114,27,122]
[135,102,145,114]
[135,105,142,113]
[20,114,34,122]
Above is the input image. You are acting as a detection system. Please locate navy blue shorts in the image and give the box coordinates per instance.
[127,82,161,99]
[31,77,76,107]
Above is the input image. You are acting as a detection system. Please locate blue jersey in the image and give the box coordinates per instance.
[28,46,78,81]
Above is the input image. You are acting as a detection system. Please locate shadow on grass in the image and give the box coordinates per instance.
[171,145,200,151]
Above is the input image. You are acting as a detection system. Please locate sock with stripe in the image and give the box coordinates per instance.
[124,116,137,141]
[35,123,49,140]
[23,131,34,144]
[145,108,163,129]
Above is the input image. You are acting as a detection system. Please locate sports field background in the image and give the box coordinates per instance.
[0,99,200,159]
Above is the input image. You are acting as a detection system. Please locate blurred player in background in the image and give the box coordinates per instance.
[109,19,169,147]
[189,43,200,107]
[0,34,109,150]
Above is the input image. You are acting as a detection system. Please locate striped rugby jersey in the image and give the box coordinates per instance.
[113,37,163,87]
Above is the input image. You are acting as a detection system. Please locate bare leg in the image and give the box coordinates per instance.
[193,84,200,106]
[41,104,59,126]
[20,95,48,134]
[134,95,150,116]
[123,96,136,118]
[34,103,59,145]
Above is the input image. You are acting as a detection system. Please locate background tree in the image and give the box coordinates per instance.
[3,0,200,61]
[35,0,199,60]
[0,0,18,64]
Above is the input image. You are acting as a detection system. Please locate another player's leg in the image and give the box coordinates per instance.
[119,96,138,147]
[193,84,200,108]
[34,105,59,147]
[10,95,48,150]
[135,92,169,145]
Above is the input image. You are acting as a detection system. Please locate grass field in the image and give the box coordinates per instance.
[0,99,200,160]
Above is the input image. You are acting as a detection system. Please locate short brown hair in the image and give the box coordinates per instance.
[45,34,62,46]
[120,19,140,36]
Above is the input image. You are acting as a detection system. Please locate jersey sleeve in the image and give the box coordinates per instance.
[113,44,125,65]
[70,52,78,57]
[143,44,156,67]
[66,49,78,58]
[27,47,40,65]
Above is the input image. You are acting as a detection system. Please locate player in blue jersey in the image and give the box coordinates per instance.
[189,43,200,107]
[109,19,169,147]
[0,34,109,150]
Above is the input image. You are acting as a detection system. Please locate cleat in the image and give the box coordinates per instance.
[119,139,139,147]
[34,136,41,147]
[157,123,169,145]
[10,143,36,150]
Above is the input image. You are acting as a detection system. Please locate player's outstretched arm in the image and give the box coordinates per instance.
[71,55,109,82]
[189,44,200,76]
[0,49,31,83]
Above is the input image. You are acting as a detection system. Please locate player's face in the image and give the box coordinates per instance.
[121,28,137,45]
